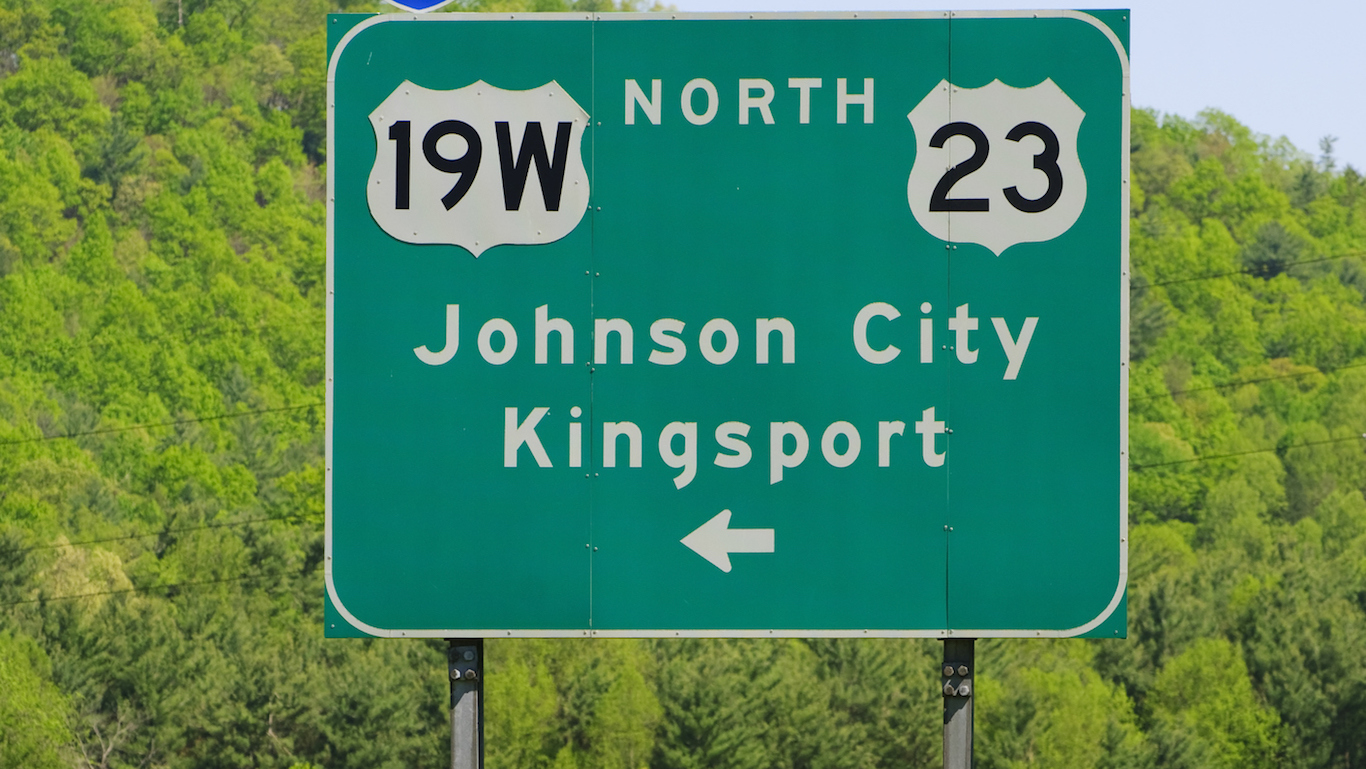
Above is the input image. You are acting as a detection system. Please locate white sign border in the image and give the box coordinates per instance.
[324,9,1131,639]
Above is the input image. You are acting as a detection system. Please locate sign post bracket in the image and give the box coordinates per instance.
[942,638,974,769]
[448,639,484,769]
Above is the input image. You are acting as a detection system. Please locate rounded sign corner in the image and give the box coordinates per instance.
[1056,566,1129,638]
[327,14,403,84]
[1057,10,1131,76]
[325,570,395,638]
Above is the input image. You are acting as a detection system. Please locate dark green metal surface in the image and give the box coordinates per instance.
[326,12,1128,638]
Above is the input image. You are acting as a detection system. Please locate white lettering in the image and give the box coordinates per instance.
[837,77,874,124]
[649,318,687,365]
[700,319,738,365]
[770,421,809,484]
[788,77,822,124]
[595,318,634,364]
[504,407,551,467]
[625,78,662,125]
[992,317,1038,380]
[878,421,905,467]
[659,422,698,489]
[948,304,978,364]
[854,302,900,364]
[821,421,861,467]
[755,317,795,364]
[920,302,933,363]
[569,405,583,468]
[414,303,459,366]
[535,305,574,364]
[914,407,946,468]
[738,78,775,125]
[603,421,643,468]
[714,421,752,468]
[479,318,517,365]
[682,78,718,125]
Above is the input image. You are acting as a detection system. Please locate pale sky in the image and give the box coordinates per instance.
[666,0,1366,172]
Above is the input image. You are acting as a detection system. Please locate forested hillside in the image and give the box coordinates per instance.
[0,1,1363,768]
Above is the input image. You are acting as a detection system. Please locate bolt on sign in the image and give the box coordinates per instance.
[325,11,1130,639]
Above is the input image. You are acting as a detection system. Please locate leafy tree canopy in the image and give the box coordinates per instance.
[0,1,1363,767]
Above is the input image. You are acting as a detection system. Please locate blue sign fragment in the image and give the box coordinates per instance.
[384,0,457,12]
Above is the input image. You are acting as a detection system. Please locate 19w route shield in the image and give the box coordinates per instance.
[367,80,591,256]
[325,12,1130,639]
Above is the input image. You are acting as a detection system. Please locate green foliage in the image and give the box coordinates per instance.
[0,631,72,769]
[0,4,1361,768]
[977,642,1149,769]
[489,639,662,769]
[1110,107,1366,769]
[1148,639,1280,768]
[652,639,940,769]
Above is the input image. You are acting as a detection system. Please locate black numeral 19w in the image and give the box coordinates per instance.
[388,119,573,212]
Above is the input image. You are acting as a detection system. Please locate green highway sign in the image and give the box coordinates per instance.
[325,11,1130,638]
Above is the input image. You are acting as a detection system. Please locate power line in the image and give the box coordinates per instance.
[1131,361,1366,402]
[0,514,314,558]
[1131,250,1366,290]
[1131,434,1366,470]
[1,573,265,606]
[0,402,324,447]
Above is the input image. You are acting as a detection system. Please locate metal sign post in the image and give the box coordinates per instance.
[447,640,484,769]
[942,638,974,769]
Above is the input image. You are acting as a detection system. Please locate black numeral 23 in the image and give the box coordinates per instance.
[928,121,1064,214]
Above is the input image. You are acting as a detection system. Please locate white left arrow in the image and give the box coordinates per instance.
[680,509,775,573]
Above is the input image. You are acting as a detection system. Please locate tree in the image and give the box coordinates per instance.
[0,631,72,769]
[1147,639,1281,769]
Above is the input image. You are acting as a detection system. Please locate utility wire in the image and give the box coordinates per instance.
[0,573,266,606]
[1131,361,1366,402]
[0,402,324,447]
[1131,250,1366,290]
[0,514,314,558]
[1131,434,1366,470]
